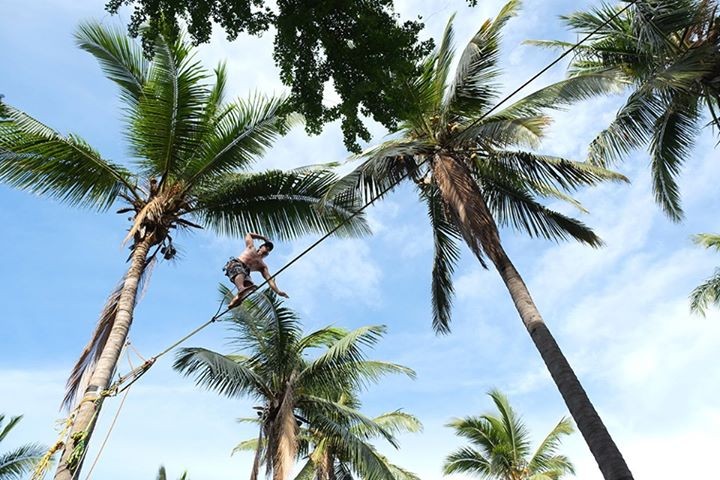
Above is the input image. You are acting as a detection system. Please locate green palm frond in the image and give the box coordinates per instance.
[232,438,262,455]
[173,347,269,399]
[0,415,45,480]
[690,233,720,315]
[0,107,138,210]
[74,21,149,107]
[454,115,550,149]
[487,151,628,192]
[192,169,370,240]
[443,446,492,476]
[420,184,462,334]
[445,0,518,118]
[128,31,208,179]
[354,411,423,438]
[478,163,603,247]
[183,94,299,186]
[445,390,574,479]
[648,92,700,221]
[330,138,431,205]
[690,271,720,315]
[528,417,575,475]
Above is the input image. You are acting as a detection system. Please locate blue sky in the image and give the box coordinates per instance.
[1,0,720,479]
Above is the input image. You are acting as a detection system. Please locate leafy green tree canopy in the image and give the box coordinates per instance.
[104,0,455,152]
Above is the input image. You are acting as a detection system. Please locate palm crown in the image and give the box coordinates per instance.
[530,0,720,220]
[337,0,626,332]
[0,414,45,480]
[444,390,575,480]
[174,289,416,480]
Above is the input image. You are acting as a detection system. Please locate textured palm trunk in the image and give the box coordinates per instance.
[433,155,634,480]
[54,237,153,480]
[272,386,298,480]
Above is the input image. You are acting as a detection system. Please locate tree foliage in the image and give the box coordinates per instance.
[103,0,452,152]
[444,390,575,480]
[0,414,46,480]
[530,0,720,220]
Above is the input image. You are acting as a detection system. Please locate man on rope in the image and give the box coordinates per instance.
[223,232,289,309]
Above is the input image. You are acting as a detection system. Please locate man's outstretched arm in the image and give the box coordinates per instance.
[261,267,289,298]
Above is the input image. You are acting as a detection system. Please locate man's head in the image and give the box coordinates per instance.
[257,241,274,256]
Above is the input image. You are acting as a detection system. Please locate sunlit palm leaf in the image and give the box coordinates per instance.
[74,21,149,107]
[173,347,269,399]
[192,169,370,240]
[0,108,137,210]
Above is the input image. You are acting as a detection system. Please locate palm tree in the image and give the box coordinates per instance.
[174,290,415,480]
[0,414,45,480]
[156,466,189,480]
[529,0,720,220]
[334,2,633,479]
[0,23,367,480]
[294,395,422,480]
[690,233,720,314]
[234,391,422,480]
[444,390,574,480]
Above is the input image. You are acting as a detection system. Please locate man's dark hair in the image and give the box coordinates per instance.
[261,241,274,252]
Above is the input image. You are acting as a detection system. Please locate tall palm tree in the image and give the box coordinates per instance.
[690,233,720,314]
[444,390,574,480]
[0,23,367,480]
[529,0,720,220]
[0,414,46,480]
[334,2,633,479]
[174,290,415,480]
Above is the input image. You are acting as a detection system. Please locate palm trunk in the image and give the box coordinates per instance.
[54,237,153,480]
[433,155,634,480]
[272,386,298,480]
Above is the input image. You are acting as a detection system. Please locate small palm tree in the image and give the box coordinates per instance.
[156,466,189,480]
[690,233,720,314]
[444,390,574,480]
[174,290,415,480]
[235,393,421,480]
[0,414,46,480]
[0,22,366,480]
[530,0,720,220]
[336,2,631,479]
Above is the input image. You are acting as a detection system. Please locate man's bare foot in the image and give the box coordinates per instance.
[227,285,258,309]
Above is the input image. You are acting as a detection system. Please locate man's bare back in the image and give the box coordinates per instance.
[224,232,288,309]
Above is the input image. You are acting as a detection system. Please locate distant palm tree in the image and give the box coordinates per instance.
[444,390,574,480]
[336,2,632,479]
[156,466,189,480]
[294,393,422,480]
[0,22,367,480]
[0,414,45,480]
[174,290,414,480]
[690,233,720,314]
[530,0,720,220]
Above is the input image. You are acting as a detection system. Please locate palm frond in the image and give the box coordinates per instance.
[192,169,370,240]
[690,270,720,315]
[172,347,269,399]
[648,92,700,221]
[74,21,149,107]
[183,94,297,186]
[0,443,46,480]
[442,446,491,476]
[445,0,519,118]
[528,417,575,475]
[128,31,208,179]
[420,184,462,334]
[0,107,138,210]
[354,411,423,438]
[0,416,21,443]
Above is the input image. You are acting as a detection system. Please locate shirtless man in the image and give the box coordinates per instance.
[223,232,289,309]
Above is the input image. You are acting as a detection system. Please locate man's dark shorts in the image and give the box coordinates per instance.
[223,258,252,284]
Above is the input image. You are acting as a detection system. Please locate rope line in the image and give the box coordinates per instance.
[71,0,640,473]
